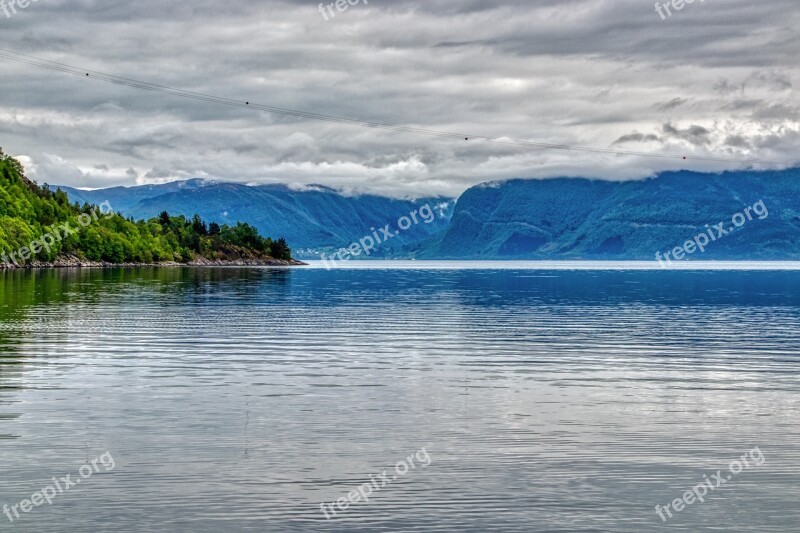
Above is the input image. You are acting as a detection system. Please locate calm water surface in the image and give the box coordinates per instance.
[1,263,799,532]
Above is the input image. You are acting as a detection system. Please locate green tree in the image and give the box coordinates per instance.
[270,238,292,261]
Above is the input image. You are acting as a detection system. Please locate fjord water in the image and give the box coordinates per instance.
[1,263,799,532]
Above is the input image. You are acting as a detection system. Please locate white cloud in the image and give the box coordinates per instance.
[0,0,797,197]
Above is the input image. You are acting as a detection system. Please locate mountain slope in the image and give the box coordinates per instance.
[58,181,455,258]
[417,169,800,260]
[57,179,209,213]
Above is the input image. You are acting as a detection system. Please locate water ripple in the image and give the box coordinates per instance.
[0,266,799,531]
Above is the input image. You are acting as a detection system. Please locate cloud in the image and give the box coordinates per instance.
[0,0,798,198]
[662,123,712,146]
[654,98,689,112]
[612,133,662,145]
[725,135,751,149]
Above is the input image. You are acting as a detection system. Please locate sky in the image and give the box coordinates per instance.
[0,0,798,198]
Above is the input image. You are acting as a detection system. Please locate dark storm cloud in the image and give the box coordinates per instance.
[0,0,797,196]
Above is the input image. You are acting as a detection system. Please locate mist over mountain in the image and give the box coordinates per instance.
[57,180,455,259]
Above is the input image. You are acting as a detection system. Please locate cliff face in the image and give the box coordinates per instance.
[419,169,800,260]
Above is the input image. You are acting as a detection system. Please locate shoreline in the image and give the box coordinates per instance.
[1,255,307,270]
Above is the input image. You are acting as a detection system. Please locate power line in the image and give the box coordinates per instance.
[0,48,793,167]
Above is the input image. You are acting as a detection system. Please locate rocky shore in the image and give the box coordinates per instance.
[1,254,307,269]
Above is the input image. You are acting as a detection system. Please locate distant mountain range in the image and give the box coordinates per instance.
[412,168,800,260]
[57,180,455,259]
[58,168,800,261]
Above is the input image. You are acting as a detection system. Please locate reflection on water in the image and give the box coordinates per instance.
[1,265,799,532]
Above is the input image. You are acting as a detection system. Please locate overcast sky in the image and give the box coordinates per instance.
[0,0,798,198]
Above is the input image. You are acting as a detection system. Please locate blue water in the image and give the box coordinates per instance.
[1,263,799,532]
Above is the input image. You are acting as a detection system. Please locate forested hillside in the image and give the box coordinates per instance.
[0,148,293,266]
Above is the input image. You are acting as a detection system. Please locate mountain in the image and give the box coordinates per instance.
[55,179,210,213]
[414,168,800,260]
[58,168,800,261]
[57,181,455,259]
